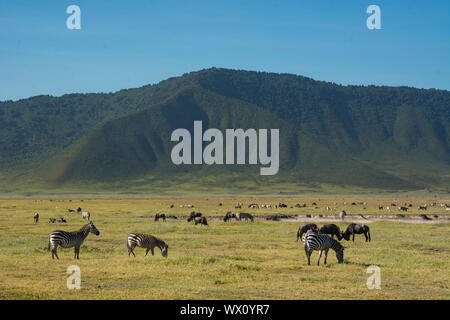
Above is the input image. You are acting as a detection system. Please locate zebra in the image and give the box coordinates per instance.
[82,211,90,220]
[127,233,168,258]
[47,221,100,260]
[34,213,39,223]
[303,230,344,265]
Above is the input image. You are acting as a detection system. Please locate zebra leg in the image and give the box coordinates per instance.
[324,248,329,265]
[145,248,150,256]
[74,246,80,259]
[364,232,368,242]
[53,247,59,260]
[306,248,313,265]
[352,232,355,242]
[317,250,323,265]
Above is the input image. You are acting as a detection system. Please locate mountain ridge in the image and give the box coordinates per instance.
[0,68,449,194]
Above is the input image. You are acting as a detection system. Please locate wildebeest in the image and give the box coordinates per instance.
[236,212,254,222]
[342,223,371,242]
[223,211,239,222]
[318,224,343,240]
[68,209,75,213]
[154,213,166,222]
[77,207,82,213]
[34,213,39,223]
[296,223,319,242]
[169,204,174,208]
[187,211,202,222]
[398,206,408,212]
[82,211,90,220]
[418,205,427,210]
[127,233,168,258]
[278,203,288,208]
[57,218,67,223]
[49,218,57,223]
[194,216,208,226]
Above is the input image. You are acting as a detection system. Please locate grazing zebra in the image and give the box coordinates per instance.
[34,213,39,223]
[47,221,100,260]
[127,233,168,258]
[303,230,344,265]
[82,211,90,220]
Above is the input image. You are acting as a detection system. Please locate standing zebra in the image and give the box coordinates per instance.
[47,221,100,260]
[303,230,344,265]
[82,211,90,220]
[127,233,168,258]
[33,212,39,223]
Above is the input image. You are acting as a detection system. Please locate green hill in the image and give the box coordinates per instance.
[0,68,449,195]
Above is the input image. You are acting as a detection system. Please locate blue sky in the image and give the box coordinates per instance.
[1,0,449,101]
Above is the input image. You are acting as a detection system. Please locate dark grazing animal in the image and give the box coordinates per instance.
[68,209,75,213]
[296,223,319,242]
[418,205,427,210]
[342,223,371,242]
[154,213,166,222]
[303,230,344,265]
[77,207,82,213]
[194,216,208,226]
[47,221,100,259]
[398,206,408,212]
[236,212,254,222]
[57,218,67,223]
[49,218,57,223]
[187,211,202,222]
[34,213,39,223]
[223,211,239,222]
[318,224,343,240]
[278,203,288,208]
[127,233,168,258]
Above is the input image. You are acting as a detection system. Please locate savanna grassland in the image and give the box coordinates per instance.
[0,196,449,300]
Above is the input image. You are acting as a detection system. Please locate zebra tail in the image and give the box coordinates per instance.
[47,236,51,251]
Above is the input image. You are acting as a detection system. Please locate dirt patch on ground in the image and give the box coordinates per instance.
[144,213,450,224]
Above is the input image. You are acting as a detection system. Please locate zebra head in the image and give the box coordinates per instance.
[89,221,100,236]
[161,244,169,257]
[335,244,344,263]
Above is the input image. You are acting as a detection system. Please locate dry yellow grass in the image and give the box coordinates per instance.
[0,197,449,299]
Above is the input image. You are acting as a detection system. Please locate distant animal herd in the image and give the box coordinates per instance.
[31,200,449,264]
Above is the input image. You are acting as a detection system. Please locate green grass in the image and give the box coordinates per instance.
[0,197,449,299]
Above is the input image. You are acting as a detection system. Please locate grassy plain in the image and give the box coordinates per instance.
[0,197,449,299]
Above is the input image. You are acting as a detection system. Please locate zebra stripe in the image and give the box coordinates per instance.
[303,231,344,265]
[127,233,168,258]
[48,221,100,260]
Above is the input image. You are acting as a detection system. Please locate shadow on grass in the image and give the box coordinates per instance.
[343,260,383,267]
